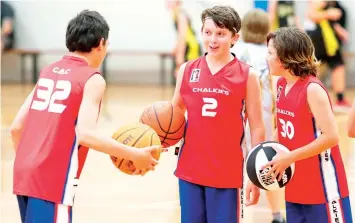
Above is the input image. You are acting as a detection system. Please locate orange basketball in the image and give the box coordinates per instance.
[110,123,161,175]
[139,101,186,148]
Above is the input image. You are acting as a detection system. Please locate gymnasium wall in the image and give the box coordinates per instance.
[1,0,354,86]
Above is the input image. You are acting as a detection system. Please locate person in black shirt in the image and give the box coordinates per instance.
[306,0,350,113]
[1,1,15,51]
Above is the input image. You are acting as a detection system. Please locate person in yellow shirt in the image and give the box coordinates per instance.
[306,0,350,113]
[268,0,302,31]
[166,0,202,84]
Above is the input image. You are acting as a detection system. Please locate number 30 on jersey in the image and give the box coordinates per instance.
[31,78,71,114]
[279,118,295,140]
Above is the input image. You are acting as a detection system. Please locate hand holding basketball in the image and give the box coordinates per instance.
[110,123,162,175]
[262,149,295,182]
[132,145,160,175]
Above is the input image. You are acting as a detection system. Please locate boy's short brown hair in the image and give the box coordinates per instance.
[241,9,270,44]
[201,6,241,47]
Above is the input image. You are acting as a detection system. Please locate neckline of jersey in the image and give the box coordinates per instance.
[63,55,89,65]
[202,53,237,76]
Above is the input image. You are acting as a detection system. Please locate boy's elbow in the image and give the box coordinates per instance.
[10,124,21,137]
[76,127,92,147]
[328,132,339,147]
[348,128,355,138]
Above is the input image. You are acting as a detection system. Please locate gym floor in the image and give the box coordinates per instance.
[1,84,354,222]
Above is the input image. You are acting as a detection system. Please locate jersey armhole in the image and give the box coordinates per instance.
[179,61,191,95]
[85,71,102,83]
[305,81,333,114]
[79,71,102,92]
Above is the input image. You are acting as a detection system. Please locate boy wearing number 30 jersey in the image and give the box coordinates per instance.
[263,27,352,223]
[10,10,159,223]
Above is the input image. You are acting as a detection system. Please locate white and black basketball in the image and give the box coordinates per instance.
[246,141,295,191]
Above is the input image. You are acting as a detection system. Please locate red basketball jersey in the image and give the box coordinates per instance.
[13,55,101,205]
[175,54,249,188]
[276,76,349,204]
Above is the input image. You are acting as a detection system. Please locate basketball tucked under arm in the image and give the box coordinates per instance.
[10,87,36,152]
[172,62,187,113]
[246,70,265,148]
[290,83,339,162]
[76,74,140,160]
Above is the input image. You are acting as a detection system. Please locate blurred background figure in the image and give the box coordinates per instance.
[268,0,302,31]
[1,1,15,52]
[305,0,351,112]
[166,0,202,84]
[232,9,286,223]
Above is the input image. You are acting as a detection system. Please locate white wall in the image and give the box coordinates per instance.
[4,0,354,84]
[11,0,251,51]
[6,1,250,76]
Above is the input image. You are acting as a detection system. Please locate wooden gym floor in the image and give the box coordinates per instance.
[1,84,354,223]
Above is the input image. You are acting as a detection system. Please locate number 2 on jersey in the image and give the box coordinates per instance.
[31,78,71,113]
[202,97,218,117]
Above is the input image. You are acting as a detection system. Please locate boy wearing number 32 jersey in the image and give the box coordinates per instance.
[263,27,352,223]
[10,10,159,223]
[172,6,265,223]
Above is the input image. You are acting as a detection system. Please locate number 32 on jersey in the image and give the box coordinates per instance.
[31,78,71,114]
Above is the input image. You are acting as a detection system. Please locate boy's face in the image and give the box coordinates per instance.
[267,39,284,76]
[201,18,238,57]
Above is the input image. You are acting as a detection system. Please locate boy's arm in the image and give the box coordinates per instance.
[264,83,339,181]
[290,83,339,162]
[10,88,36,152]
[246,70,265,148]
[76,74,159,171]
[347,100,355,138]
[171,62,187,113]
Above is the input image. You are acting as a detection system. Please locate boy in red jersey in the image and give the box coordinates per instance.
[171,5,265,223]
[10,10,160,223]
[264,27,353,223]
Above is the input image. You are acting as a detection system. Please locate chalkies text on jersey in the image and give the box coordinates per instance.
[192,87,230,96]
[276,108,295,117]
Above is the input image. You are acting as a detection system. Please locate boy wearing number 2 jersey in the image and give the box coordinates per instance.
[10,10,159,223]
[263,27,352,223]
[171,6,265,223]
